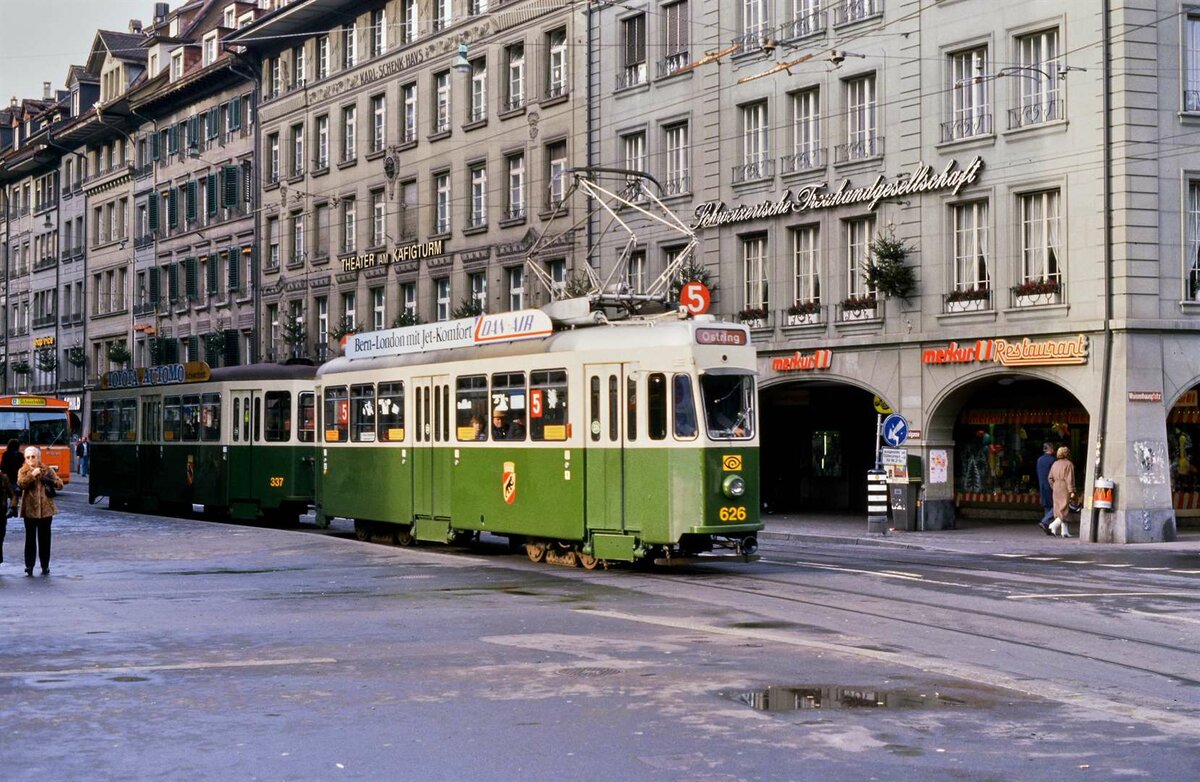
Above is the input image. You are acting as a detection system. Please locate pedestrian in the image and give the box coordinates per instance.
[0,469,16,565]
[77,436,89,477]
[1047,445,1077,538]
[1,439,22,492]
[17,446,63,576]
[1035,441,1057,535]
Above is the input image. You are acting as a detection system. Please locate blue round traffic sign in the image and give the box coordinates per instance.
[882,413,910,447]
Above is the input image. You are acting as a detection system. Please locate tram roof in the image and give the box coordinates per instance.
[317,317,744,378]
[209,362,318,382]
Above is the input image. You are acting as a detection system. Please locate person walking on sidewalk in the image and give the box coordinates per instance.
[1047,446,1078,538]
[76,436,89,477]
[0,470,16,565]
[1036,442,1057,535]
[17,446,63,576]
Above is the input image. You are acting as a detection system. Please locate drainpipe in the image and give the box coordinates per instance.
[585,1,597,271]
[1090,0,1115,542]
[129,107,157,370]
[229,58,260,364]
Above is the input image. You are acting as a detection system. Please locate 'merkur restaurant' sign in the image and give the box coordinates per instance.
[772,349,833,373]
[922,335,1089,367]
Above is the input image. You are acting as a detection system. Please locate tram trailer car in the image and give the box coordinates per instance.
[89,363,318,523]
[316,317,761,566]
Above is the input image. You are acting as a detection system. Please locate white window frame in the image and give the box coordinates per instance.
[470,164,488,227]
[507,153,525,219]
[846,217,874,298]
[742,234,769,310]
[1018,189,1062,286]
[435,277,451,321]
[791,225,820,304]
[948,47,990,140]
[952,200,990,292]
[435,172,451,234]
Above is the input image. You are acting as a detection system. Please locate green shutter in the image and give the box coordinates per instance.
[167,189,178,227]
[221,165,239,207]
[208,107,219,139]
[185,257,198,300]
[167,263,179,302]
[207,253,219,294]
[187,335,200,362]
[151,133,160,161]
[185,180,198,222]
[206,173,218,216]
[230,96,242,130]
[167,338,180,363]
[227,247,240,292]
[147,192,160,232]
[148,267,161,302]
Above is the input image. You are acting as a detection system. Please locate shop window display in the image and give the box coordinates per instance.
[954,408,1087,505]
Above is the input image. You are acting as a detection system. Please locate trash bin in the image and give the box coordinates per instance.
[889,482,921,531]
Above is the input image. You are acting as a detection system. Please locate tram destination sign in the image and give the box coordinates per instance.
[344,309,554,359]
[692,157,983,230]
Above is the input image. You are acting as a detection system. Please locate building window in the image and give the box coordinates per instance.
[342,292,357,330]
[622,131,646,199]
[399,180,417,239]
[507,266,525,310]
[507,152,526,219]
[434,0,451,31]
[402,0,418,44]
[784,0,822,39]
[172,50,185,81]
[470,0,488,15]
[316,296,329,346]
[952,200,990,293]
[371,190,386,248]
[470,59,488,123]
[371,94,386,152]
[203,33,219,66]
[342,196,357,254]
[267,132,280,182]
[791,225,820,305]
[292,45,306,87]
[619,14,647,89]
[1018,189,1061,291]
[835,0,881,26]
[506,44,525,110]
[546,258,566,295]
[742,234,769,311]
[625,251,645,293]
[290,211,305,264]
[841,73,877,162]
[435,277,450,321]
[470,164,488,228]
[433,71,451,134]
[290,123,304,177]
[372,287,386,330]
[371,8,387,57]
[787,87,821,172]
[1011,29,1060,129]
[402,282,417,318]
[738,101,769,182]
[741,0,769,42]
[660,0,689,76]
[434,171,451,234]
[663,122,690,195]
[546,28,567,99]
[846,217,873,298]
[317,36,330,80]
[269,57,282,95]
[1187,182,1200,299]
[470,271,488,311]
[267,217,280,269]
[316,115,329,169]
[546,140,567,209]
[946,47,990,141]
[341,105,356,162]
[342,22,358,69]
[397,83,416,145]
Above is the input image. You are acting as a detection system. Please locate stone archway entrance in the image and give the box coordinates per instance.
[1167,384,1200,522]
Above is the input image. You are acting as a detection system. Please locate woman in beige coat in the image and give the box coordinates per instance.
[1047,445,1077,538]
[17,446,62,576]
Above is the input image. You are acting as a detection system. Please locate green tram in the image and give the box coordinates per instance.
[89,362,317,523]
[316,314,761,566]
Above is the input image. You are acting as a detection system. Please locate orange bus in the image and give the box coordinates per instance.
[0,396,73,483]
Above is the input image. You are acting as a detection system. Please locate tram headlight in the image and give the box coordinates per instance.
[722,474,746,499]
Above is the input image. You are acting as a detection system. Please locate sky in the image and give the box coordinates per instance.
[0,0,153,104]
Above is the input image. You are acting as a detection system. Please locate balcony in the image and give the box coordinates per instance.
[732,158,774,184]
[33,255,57,271]
[1008,99,1062,130]
[134,234,154,249]
[432,117,451,135]
[32,314,57,329]
[504,205,526,221]
[780,11,826,40]
[834,136,883,164]
[943,288,992,314]
[615,62,647,91]
[833,0,882,26]
[503,94,525,113]
[662,175,691,197]
[780,148,824,174]
[941,114,993,143]
[543,82,567,101]
[733,27,773,54]
[657,51,690,78]
[135,163,153,180]
[132,302,156,317]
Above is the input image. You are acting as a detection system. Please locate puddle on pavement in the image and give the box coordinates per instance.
[727,684,979,712]
[110,675,150,683]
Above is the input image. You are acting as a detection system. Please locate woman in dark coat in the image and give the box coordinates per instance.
[1,439,23,565]
[1047,446,1077,538]
[17,446,62,576]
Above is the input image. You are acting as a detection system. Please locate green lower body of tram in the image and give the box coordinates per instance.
[318,444,760,565]
[90,442,314,524]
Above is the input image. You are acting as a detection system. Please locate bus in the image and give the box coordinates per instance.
[0,396,73,483]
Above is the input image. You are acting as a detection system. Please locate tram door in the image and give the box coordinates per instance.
[584,364,628,532]
[413,375,452,529]
[228,389,256,502]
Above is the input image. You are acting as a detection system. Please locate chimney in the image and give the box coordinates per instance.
[129,19,144,34]
[43,82,52,100]
[154,2,170,24]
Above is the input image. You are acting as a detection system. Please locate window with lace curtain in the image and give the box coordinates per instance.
[1018,189,1061,287]
[1186,182,1200,300]
[952,200,989,291]
[791,226,820,305]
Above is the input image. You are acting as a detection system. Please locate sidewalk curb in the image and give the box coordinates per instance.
[759,530,928,551]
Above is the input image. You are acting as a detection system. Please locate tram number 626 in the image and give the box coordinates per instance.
[268,476,285,488]
[718,506,747,522]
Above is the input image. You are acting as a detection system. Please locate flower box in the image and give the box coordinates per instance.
[786,312,820,326]
[946,298,987,313]
[743,318,768,329]
[1015,293,1056,307]
[840,307,877,322]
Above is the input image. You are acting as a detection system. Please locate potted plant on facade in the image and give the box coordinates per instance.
[862,233,917,302]
[204,332,226,366]
[450,298,484,320]
[11,359,32,376]
[840,294,878,321]
[736,306,769,329]
[281,310,307,359]
[668,261,717,306]
[107,343,131,367]
[945,285,991,313]
[328,316,363,356]
[1012,278,1061,307]
[786,299,822,326]
[392,310,421,328]
[67,346,87,369]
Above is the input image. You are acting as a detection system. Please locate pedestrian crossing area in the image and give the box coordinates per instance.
[993,552,1200,575]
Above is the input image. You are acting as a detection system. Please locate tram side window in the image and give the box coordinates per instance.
[163,397,182,441]
[589,376,600,442]
[181,395,201,441]
[90,401,111,442]
[673,374,698,440]
[232,398,240,442]
[701,374,755,439]
[456,375,488,441]
[626,377,637,441]
[530,370,568,441]
[201,394,221,441]
[143,397,162,442]
[298,392,316,442]
[265,391,292,442]
[119,400,138,441]
[647,373,667,440]
[491,372,527,441]
[350,385,376,442]
[377,382,404,441]
[323,386,349,442]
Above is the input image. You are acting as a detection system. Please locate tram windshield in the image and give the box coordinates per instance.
[701,374,755,440]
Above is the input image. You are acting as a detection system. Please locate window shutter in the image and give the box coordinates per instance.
[147,192,160,231]
[206,173,218,216]
[185,180,198,222]
[227,247,240,291]
[625,16,646,66]
[223,329,241,365]
[206,252,219,294]
[242,160,252,203]
[167,189,178,227]
[167,339,180,363]
[230,96,242,130]
[167,263,179,302]
[185,256,198,300]
[222,164,239,207]
[148,267,161,302]
[187,335,200,362]
[151,133,161,161]
[208,107,219,139]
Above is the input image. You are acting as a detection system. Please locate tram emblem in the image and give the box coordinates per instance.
[722,455,743,471]
[502,461,517,505]
[186,454,195,486]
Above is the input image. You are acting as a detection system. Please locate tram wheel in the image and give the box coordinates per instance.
[394,527,415,546]
[354,520,371,541]
[525,540,547,563]
[578,553,601,570]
